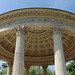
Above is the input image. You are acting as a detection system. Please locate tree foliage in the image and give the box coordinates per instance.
[0,65,7,75]
[0,61,75,75]
[66,60,75,75]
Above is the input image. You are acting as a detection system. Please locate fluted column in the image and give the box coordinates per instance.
[53,26,67,75]
[7,63,12,75]
[25,66,30,75]
[42,66,47,75]
[12,26,25,75]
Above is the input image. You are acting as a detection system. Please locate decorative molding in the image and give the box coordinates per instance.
[0,8,75,23]
[1,18,75,28]
[0,18,75,33]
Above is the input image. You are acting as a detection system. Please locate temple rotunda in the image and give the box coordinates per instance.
[0,8,75,75]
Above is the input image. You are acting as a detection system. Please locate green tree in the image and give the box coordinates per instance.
[0,63,7,75]
[66,60,75,75]
[29,66,55,75]
[29,66,43,75]
[0,66,2,75]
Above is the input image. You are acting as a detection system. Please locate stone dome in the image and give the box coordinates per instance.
[0,8,75,66]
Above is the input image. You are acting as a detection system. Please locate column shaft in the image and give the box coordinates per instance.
[25,69,29,75]
[25,66,30,75]
[12,27,25,75]
[7,65,12,75]
[53,27,67,75]
[43,66,47,75]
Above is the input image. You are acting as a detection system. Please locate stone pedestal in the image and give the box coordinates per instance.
[12,27,25,75]
[53,27,67,75]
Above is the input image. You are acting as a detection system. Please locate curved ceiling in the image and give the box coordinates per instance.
[0,8,75,66]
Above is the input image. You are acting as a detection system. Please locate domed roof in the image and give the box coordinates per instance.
[0,8,75,66]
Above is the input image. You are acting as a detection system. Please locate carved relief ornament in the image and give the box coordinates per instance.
[53,26,63,35]
[14,26,26,36]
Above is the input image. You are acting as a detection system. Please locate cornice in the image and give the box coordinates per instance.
[0,8,75,23]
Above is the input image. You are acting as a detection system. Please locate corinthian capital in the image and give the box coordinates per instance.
[7,62,13,67]
[53,26,63,35]
[42,65,48,69]
[25,66,30,69]
[14,26,26,36]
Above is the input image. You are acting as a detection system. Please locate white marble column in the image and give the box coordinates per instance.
[7,63,12,75]
[12,26,25,75]
[25,66,30,75]
[53,26,67,75]
[42,66,47,75]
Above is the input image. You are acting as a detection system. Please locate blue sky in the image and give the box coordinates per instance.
[0,0,75,14]
[0,0,74,70]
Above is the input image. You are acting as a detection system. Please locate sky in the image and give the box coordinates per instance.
[0,0,75,14]
[0,0,74,70]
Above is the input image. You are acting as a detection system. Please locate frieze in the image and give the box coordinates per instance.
[1,18,75,29]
